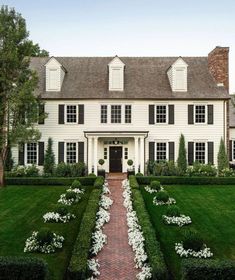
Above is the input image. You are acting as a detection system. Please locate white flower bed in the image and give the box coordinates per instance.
[24,231,64,254]
[43,212,76,223]
[153,196,176,206]
[175,242,213,258]
[122,179,152,280]
[58,192,81,206]
[88,181,113,278]
[162,214,192,227]
[144,185,164,193]
[67,187,84,194]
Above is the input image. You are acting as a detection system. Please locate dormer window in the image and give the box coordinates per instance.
[108,56,125,91]
[45,57,66,92]
[167,57,188,92]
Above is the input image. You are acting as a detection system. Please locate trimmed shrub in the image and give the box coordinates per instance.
[150,180,161,191]
[98,159,105,166]
[129,175,139,189]
[36,229,54,246]
[70,162,86,177]
[93,176,104,188]
[65,191,77,200]
[127,159,133,166]
[135,172,143,177]
[88,173,96,177]
[55,163,71,177]
[177,134,187,175]
[0,256,48,280]
[148,161,179,176]
[130,184,168,279]
[8,165,39,177]
[166,205,180,217]
[43,137,55,175]
[71,179,82,189]
[182,259,235,280]
[67,189,102,279]
[183,230,204,252]
[55,206,68,216]
[155,191,169,203]
[217,138,229,175]
[186,162,217,177]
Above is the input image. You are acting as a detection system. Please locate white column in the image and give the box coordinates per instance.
[88,137,93,174]
[140,137,145,174]
[135,137,139,173]
[93,137,98,175]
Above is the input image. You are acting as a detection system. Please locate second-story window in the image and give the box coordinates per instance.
[125,105,132,123]
[156,105,167,123]
[66,105,77,123]
[101,105,108,123]
[111,105,121,123]
[195,105,206,124]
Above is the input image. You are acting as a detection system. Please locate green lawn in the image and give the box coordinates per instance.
[0,185,92,280]
[141,185,235,280]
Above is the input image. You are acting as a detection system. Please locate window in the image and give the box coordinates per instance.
[48,69,59,90]
[174,67,186,91]
[104,147,107,160]
[101,105,108,123]
[156,105,167,123]
[156,142,167,162]
[195,105,206,124]
[124,147,128,159]
[233,141,235,161]
[66,105,77,123]
[195,142,206,163]
[66,143,77,163]
[111,105,121,123]
[125,105,132,123]
[27,143,37,164]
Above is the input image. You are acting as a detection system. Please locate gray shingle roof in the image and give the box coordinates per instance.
[30,56,229,100]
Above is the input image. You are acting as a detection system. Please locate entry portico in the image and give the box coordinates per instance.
[84,131,148,175]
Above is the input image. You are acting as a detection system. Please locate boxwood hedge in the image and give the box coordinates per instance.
[93,176,104,188]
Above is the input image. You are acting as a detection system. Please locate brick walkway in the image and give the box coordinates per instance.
[97,173,139,280]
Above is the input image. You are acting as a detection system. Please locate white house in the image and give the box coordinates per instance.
[12,46,231,174]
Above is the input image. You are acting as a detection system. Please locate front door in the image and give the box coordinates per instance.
[109,146,122,172]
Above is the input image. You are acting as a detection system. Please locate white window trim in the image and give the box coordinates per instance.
[47,68,60,91]
[100,104,108,124]
[194,141,208,164]
[124,104,132,124]
[155,104,168,125]
[65,104,78,125]
[65,141,78,163]
[194,104,207,125]
[155,141,168,161]
[25,142,38,165]
[232,140,235,161]
[100,104,132,125]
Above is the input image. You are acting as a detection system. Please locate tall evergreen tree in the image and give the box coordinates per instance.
[217,138,229,174]
[0,6,48,186]
[43,138,55,175]
[177,134,187,175]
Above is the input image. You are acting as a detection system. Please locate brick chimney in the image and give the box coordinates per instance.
[208,46,229,91]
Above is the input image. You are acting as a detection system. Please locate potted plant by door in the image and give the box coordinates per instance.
[127,159,135,178]
[98,159,105,178]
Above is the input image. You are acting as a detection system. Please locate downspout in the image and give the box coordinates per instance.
[144,132,149,175]
[84,132,88,175]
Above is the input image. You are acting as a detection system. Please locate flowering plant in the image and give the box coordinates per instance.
[43,211,76,223]
[24,231,64,254]
[87,259,100,278]
[162,214,191,227]
[175,242,213,258]
[58,191,81,206]
[144,185,164,194]
[153,196,176,206]
[67,187,84,194]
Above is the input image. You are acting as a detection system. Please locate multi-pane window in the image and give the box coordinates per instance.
[195,142,206,163]
[101,105,108,123]
[124,147,128,159]
[66,143,77,163]
[66,105,77,123]
[104,147,108,160]
[27,143,37,164]
[111,105,121,123]
[156,142,167,162]
[156,105,167,123]
[125,105,132,123]
[195,105,206,123]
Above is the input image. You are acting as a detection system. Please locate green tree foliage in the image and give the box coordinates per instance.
[177,134,187,175]
[43,138,55,175]
[217,138,229,174]
[0,6,48,186]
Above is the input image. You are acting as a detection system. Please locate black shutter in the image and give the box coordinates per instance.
[58,142,64,163]
[207,105,214,125]
[78,105,84,124]
[38,104,45,124]
[58,105,64,124]
[208,142,214,164]
[18,143,25,165]
[168,105,174,124]
[78,142,84,162]
[229,140,233,161]
[188,142,194,165]
[149,142,155,162]
[188,105,194,124]
[168,142,175,161]
[38,142,44,166]
[149,105,155,124]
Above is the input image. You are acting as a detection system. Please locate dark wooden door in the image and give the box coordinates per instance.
[109,147,122,172]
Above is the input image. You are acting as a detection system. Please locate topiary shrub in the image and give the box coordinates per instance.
[43,137,55,176]
[94,176,104,188]
[127,159,133,166]
[135,172,143,177]
[177,134,187,175]
[36,229,54,246]
[98,159,105,166]
[150,180,161,191]
[71,179,82,189]
[217,138,229,175]
[65,191,77,200]
[55,206,68,216]
[166,205,180,217]
[155,191,169,203]
[88,173,96,177]
[183,230,204,252]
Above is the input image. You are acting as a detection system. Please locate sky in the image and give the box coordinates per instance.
[1,0,235,93]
